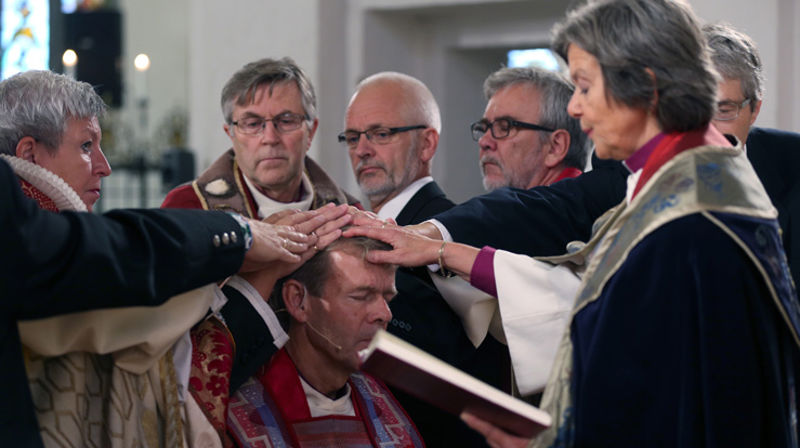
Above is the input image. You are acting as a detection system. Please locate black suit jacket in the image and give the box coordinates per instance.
[747,127,800,288]
[389,181,468,362]
[389,181,505,448]
[0,159,247,447]
[435,155,629,256]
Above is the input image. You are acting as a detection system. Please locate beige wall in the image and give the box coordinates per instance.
[117,0,799,205]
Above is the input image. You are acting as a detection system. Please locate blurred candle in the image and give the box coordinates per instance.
[62,49,77,79]
[133,53,151,100]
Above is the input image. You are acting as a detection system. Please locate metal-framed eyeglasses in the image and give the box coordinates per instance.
[713,98,751,121]
[470,118,555,141]
[338,125,427,149]
[231,112,309,135]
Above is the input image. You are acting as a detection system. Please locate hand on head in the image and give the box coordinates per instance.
[240,203,352,273]
[345,205,398,228]
[342,224,440,267]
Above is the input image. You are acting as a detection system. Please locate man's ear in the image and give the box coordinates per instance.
[15,136,39,163]
[223,123,234,140]
[749,99,762,127]
[283,279,309,323]
[305,118,319,150]
[418,128,439,163]
[544,129,570,168]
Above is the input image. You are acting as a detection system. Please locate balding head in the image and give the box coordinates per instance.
[344,72,441,212]
[351,72,441,133]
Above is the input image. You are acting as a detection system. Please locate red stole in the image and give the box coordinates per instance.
[233,348,424,447]
[259,349,373,446]
[632,125,731,200]
[553,166,583,183]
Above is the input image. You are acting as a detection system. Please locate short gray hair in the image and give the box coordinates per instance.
[552,0,718,133]
[703,22,764,108]
[484,67,589,169]
[221,57,317,124]
[0,70,106,155]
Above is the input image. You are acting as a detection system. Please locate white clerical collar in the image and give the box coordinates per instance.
[299,375,355,417]
[375,176,433,221]
[226,276,289,349]
[242,171,315,219]
[624,168,643,205]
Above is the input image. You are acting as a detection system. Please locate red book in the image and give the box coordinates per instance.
[359,329,551,438]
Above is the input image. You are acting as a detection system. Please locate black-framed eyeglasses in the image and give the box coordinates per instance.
[231,112,310,135]
[337,125,426,149]
[713,98,751,121]
[470,118,555,142]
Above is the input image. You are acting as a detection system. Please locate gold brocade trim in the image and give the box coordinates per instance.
[231,158,257,218]
[192,179,211,211]
[533,145,784,448]
[159,348,185,448]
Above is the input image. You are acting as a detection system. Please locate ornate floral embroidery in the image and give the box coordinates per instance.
[189,316,235,447]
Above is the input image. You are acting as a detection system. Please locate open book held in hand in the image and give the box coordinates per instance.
[359,329,551,438]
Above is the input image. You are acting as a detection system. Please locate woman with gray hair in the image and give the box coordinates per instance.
[0,69,111,211]
[346,0,800,446]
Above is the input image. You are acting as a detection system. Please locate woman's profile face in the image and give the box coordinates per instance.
[566,44,660,160]
[31,116,111,211]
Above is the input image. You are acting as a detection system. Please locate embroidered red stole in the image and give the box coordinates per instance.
[189,317,236,447]
[632,125,731,200]
[227,349,425,447]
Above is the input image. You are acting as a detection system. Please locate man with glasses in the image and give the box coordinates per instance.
[343,71,508,446]
[471,67,590,191]
[163,57,359,216]
[160,58,360,433]
[341,71,441,215]
[705,23,800,288]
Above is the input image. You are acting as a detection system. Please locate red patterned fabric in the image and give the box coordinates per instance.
[19,178,59,212]
[227,348,425,447]
[189,316,236,447]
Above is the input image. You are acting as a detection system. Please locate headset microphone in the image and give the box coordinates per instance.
[306,320,343,351]
[300,285,343,351]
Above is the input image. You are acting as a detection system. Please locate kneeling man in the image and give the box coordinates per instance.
[227,236,424,447]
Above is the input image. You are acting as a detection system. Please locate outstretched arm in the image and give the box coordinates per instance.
[0,159,297,319]
[342,224,480,282]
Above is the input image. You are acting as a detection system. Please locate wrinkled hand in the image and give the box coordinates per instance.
[240,203,352,283]
[262,203,352,276]
[342,224,440,267]
[346,205,397,228]
[271,203,351,248]
[240,220,311,273]
[460,412,531,448]
[240,203,350,271]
